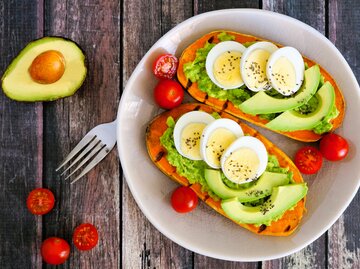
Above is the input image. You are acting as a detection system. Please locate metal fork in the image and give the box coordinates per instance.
[56,120,117,184]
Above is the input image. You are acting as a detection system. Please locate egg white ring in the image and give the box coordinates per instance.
[205,41,246,90]
[173,111,215,160]
[220,136,268,184]
[200,118,244,169]
[266,46,305,96]
[240,41,278,92]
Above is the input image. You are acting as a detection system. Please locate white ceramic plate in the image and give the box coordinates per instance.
[117,9,360,261]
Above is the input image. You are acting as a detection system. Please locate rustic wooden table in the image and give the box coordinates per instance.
[0,1,359,268]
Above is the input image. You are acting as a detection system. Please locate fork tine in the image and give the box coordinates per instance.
[56,135,96,171]
[60,138,100,176]
[70,147,109,184]
[64,142,104,180]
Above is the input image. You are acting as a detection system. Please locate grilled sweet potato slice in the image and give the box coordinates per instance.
[146,103,306,236]
[177,31,345,142]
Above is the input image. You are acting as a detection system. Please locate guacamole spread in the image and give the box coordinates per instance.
[160,116,293,200]
[183,32,338,134]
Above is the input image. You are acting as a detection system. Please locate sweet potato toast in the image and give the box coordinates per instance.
[146,103,306,236]
[177,30,345,142]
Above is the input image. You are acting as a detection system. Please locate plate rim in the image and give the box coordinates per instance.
[117,8,360,262]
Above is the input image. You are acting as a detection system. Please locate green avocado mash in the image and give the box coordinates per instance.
[217,32,235,41]
[313,105,339,134]
[160,116,293,200]
[182,32,338,134]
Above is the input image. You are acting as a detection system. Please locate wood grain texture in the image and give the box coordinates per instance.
[122,0,194,268]
[43,0,120,268]
[328,1,360,268]
[0,1,43,269]
[194,0,260,14]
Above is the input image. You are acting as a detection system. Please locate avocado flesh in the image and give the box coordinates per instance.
[205,169,289,202]
[221,183,307,225]
[239,65,320,114]
[2,37,87,101]
[266,81,335,131]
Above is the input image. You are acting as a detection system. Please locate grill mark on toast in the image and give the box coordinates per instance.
[185,80,193,90]
[221,100,229,111]
[258,224,267,233]
[193,105,201,111]
[155,151,165,162]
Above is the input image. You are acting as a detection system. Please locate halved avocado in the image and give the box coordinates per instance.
[1,37,87,101]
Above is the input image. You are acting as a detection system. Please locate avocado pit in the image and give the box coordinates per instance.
[28,50,65,84]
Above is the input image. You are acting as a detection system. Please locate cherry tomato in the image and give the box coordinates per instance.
[73,223,99,251]
[154,79,184,109]
[26,188,55,215]
[294,146,323,174]
[152,54,178,79]
[41,237,70,265]
[320,133,349,161]
[171,186,198,213]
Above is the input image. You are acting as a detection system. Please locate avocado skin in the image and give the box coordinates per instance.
[1,36,87,102]
[239,65,321,114]
[266,81,335,131]
[221,183,308,225]
[204,169,289,202]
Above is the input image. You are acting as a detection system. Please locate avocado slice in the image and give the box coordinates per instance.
[2,37,87,101]
[221,183,307,224]
[266,81,335,131]
[239,65,320,114]
[205,169,289,202]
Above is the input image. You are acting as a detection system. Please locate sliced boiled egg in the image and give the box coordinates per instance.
[220,136,268,184]
[173,111,215,160]
[240,41,278,92]
[200,119,244,169]
[266,46,305,96]
[205,41,246,90]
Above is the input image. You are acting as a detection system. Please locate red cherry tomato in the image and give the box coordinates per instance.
[73,223,99,251]
[171,186,198,213]
[320,133,349,161]
[152,54,178,79]
[294,146,323,174]
[154,79,184,109]
[26,188,55,215]
[41,237,70,265]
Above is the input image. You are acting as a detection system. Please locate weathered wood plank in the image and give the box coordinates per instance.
[194,0,259,14]
[0,1,43,268]
[122,0,195,268]
[262,0,326,33]
[261,1,327,268]
[43,0,120,268]
[327,0,360,268]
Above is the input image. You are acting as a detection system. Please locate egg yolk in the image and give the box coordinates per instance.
[223,148,259,184]
[181,123,206,159]
[271,56,296,94]
[28,50,65,84]
[243,49,270,89]
[213,51,243,88]
[205,128,237,167]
